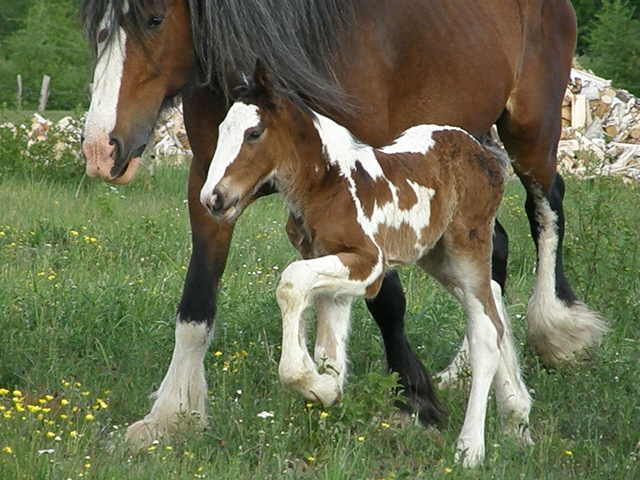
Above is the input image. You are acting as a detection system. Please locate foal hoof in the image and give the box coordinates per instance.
[307,374,342,408]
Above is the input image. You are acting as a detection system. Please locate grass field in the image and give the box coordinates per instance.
[0,165,639,479]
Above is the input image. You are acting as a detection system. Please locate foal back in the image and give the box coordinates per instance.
[350,126,505,270]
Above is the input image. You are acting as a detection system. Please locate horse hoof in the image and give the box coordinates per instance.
[125,419,163,451]
[307,374,342,407]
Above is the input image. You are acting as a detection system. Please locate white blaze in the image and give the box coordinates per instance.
[200,103,261,205]
[83,26,127,142]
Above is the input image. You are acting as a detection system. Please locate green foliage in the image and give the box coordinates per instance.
[0,0,34,39]
[571,0,604,54]
[0,0,90,111]
[581,0,640,95]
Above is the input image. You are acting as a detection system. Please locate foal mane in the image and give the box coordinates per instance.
[80,0,357,114]
[233,74,319,125]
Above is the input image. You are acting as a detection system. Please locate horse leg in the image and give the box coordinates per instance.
[496,5,606,366]
[276,253,381,407]
[522,175,607,366]
[489,280,532,445]
[420,245,502,468]
[366,271,443,425]
[420,217,530,467]
[314,293,352,393]
[436,215,509,391]
[126,86,231,448]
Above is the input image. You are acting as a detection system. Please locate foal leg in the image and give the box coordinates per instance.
[420,235,516,467]
[489,280,532,445]
[436,214,509,390]
[314,293,352,394]
[276,254,378,407]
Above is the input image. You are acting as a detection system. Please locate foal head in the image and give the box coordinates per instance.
[200,61,318,220]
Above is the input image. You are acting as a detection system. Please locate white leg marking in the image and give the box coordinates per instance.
[490,281,533,445]
[527,199,607,366]
[314,293,352,394]
[435,334,470,390]
[126,321,213,448]
[276,256,370,407]
[455,294,501,468]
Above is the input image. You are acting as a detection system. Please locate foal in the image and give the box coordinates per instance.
[200,65,532,467]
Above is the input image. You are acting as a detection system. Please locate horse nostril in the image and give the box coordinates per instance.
[109,135,124,162]
[211,190,224,213]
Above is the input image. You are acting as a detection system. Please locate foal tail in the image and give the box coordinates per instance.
[476,134,512,181]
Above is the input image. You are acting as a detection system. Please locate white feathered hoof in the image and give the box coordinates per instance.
[306,373,343,408]
[527,298,608,368]
[125,410,205,451]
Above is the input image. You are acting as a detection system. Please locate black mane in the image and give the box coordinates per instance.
[80,0,356,113]
[80,0,171,52]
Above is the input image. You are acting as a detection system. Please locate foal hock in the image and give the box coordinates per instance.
[200,65,532,467]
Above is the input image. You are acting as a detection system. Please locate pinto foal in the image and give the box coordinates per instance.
[200,66,532,467]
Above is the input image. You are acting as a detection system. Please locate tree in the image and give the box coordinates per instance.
[582,0,640,95]
[571,0,603,54]
[0,0,90,110]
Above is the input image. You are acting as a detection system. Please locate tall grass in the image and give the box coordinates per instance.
[1,165,639,479]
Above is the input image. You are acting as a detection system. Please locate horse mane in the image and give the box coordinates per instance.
[189,0,356,114]
[80,0,171,52]
[80,0,357,114]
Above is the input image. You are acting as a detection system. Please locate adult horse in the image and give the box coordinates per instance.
[80,0,606,449]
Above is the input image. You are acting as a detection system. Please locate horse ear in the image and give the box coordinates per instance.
[253,59,276,106]
[222,64,243,101]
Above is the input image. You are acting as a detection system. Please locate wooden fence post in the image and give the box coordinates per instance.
[16,74,22,110]
[38,75,51,112]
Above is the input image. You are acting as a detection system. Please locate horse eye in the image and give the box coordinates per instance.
[97,28,109,44]
[146,15,164,29]
[246,130,262,142]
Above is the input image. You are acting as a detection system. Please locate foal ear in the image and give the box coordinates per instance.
[222,64,244,101]
[253,58,276,107]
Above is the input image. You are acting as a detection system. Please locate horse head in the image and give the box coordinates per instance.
[200,60,295,220]
[81,0,194,184]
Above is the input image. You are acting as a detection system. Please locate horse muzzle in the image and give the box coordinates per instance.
[82,132,145,184]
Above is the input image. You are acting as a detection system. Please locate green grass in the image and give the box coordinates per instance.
[1,166,639,479]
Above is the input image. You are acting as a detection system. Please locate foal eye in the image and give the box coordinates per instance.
[146,15,165,29]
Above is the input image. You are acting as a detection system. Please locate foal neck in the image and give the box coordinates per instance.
[311,112,384,179]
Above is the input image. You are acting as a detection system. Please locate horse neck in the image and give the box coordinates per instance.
[271,109,357,216]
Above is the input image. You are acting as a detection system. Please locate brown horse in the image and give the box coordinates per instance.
[200,62,532,466]
[79,0,606,449]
